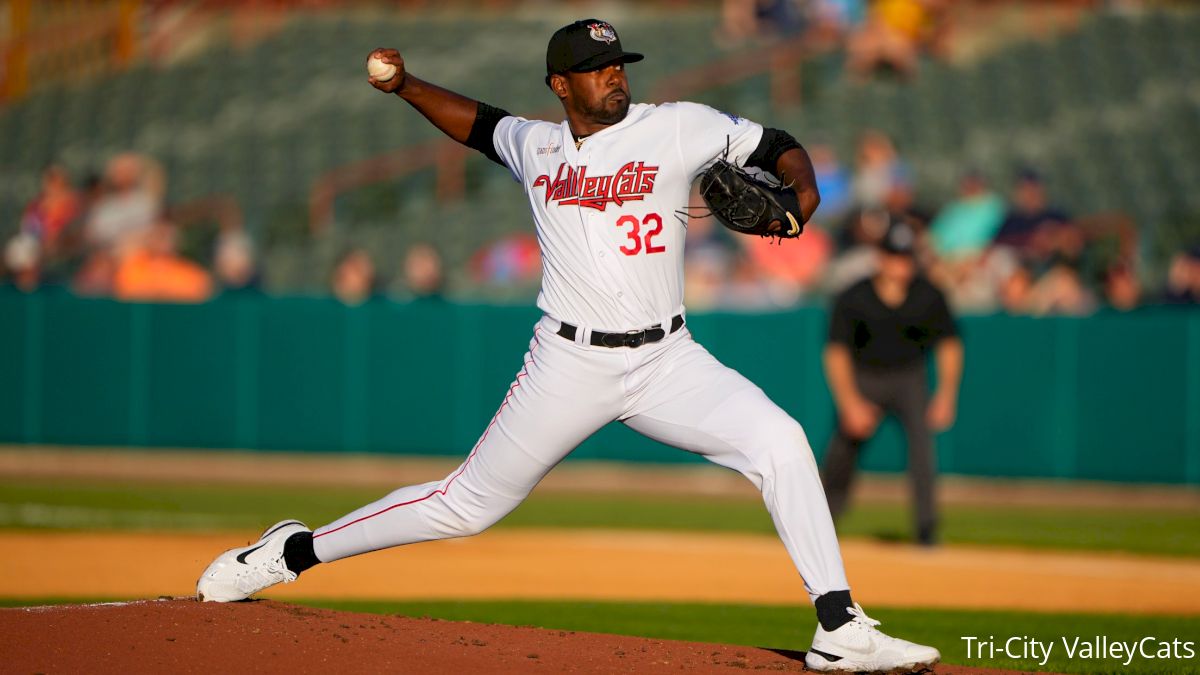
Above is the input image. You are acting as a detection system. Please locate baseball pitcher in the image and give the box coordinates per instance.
[197,19,940,672]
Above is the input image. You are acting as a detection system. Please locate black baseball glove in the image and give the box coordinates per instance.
[698,159,804,239]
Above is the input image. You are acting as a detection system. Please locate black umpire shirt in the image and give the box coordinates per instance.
[828,277,958,371]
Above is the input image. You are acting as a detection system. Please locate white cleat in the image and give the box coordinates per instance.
[196,520,309,602]
[805,603,940,673]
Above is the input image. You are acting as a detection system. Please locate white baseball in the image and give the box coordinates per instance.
[367,55,397,82]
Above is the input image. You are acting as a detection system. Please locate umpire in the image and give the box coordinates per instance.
[821,219,963,546]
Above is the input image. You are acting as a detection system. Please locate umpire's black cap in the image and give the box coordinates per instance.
[545,19,643,83]
[880,219,917,256]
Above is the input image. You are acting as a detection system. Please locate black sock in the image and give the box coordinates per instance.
[815,590,855,632]
[282,531,321,575]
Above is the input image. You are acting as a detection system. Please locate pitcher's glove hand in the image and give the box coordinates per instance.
[698,159,804,239]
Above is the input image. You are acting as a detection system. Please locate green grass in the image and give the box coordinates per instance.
[2,478,1199,557]
[4,597,1197,674]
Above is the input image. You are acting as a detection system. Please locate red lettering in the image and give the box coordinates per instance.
[613,213,666,256]
[644,213,666,254]
[639,171,656,194]
[616,215,641,255]
[533,161,659,211]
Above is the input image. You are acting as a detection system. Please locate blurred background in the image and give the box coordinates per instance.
[1,0,1197,482]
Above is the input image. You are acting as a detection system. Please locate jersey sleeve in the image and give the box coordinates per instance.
[672,102,766,181]
[492,116,542,184]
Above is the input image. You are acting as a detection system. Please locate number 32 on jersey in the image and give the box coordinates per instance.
[615,212,666,256]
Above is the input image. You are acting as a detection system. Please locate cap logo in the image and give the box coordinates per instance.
[588,22,617,44]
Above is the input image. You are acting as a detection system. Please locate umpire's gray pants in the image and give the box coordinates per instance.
[821,362,937,540]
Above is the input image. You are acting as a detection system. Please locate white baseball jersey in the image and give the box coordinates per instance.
[492,102,765,331]
[311,100,850,605]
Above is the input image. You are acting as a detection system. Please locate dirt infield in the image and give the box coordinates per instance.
[0,599,1037,674]
[3,529,1199,615]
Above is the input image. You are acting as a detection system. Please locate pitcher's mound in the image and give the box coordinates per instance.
[2,599,1021,673]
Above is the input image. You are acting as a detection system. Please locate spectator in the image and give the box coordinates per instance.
[845,0,942,81]
[470,233,541,287]
[851,130,907,209]
[19,164,81,258]
[72,249,118,297]
[810,141,854,224]
[928,170,1005,262]
[402,243,445,300]
[1162,245,1200,305]
[993,168,1071,255]
[214,230,260,292]
[53,170,107,264]
[717,0,761,45]
[85,153,165,254]
[716,252,792,309]
[998,262,1035,315]
[113,220,213,303]
[882,169,930,232]
[823,207,889,294]
[1101,261,1141,312]
[3,232,41,292]
[809,0,868,46]
[3,164,85,291]
[716,0,811,46]
[1025,255,1096,317]
[943,245,1020,314]
[332,247,378,306]
[756,0,811,37]
[821,219,962,546]
[742,221,834,300]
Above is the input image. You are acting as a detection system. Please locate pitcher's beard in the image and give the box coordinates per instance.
[585,95,630,126]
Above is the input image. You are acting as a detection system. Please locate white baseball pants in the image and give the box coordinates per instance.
[312,316,850,600]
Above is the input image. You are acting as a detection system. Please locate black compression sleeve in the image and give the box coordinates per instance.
[465,102,512,167]
[745,127,802,174]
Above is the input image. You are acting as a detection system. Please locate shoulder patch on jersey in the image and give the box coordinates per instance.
[588,22,618,44]
[719,110,744,125]
[537,142,562,156]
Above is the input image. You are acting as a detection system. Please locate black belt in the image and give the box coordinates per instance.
[557,314,685,349]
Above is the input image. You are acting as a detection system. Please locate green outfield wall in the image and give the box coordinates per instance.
[2,289,1198,485]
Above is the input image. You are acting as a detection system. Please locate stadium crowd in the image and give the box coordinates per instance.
[3,136,1199,312]
[683,128,1199,314]
[717,0,952,82]
[5,0,1193,312]
[5,153,227,302]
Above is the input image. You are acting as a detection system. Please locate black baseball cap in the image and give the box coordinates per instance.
[546,19,643,81]
[879,219,917,256]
